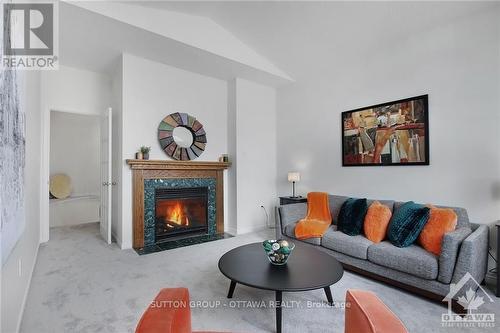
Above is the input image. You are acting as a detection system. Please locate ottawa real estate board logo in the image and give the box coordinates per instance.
[2,1,58,70]
[441,272,495,328]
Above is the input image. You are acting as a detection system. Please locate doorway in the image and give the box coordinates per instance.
[49,111,100,227]
[47,110,112,243]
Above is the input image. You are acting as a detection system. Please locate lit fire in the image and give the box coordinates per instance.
[167,202,189,226]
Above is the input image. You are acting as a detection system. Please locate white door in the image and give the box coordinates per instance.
[100,107,112,244]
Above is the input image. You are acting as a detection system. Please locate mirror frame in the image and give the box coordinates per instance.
[158,112,207,161]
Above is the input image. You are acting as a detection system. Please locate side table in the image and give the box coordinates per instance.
[279,196,307,205]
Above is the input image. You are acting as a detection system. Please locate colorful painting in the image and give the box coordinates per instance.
[342,95,429,166]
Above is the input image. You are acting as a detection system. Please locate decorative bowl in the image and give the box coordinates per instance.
[262,239,295,265]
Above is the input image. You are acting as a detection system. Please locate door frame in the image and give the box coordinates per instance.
[40,108,105,242]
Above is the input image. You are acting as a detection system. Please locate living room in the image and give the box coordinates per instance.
[1,1,499,332]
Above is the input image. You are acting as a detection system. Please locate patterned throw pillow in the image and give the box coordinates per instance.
[364,201,392,243]
[388,201,430,247]
[338,198,368,236]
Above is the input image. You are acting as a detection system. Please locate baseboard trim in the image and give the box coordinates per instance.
[225,226,237,235]
[237,225,268,235]
[15,242,40,333]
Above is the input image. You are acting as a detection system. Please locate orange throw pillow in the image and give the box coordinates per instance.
[418,206,457,255]
[363,201,392,243]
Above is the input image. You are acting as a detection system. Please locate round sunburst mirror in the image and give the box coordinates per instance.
[158,112,207,161]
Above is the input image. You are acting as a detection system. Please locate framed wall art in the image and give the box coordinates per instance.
[342,95,429,166]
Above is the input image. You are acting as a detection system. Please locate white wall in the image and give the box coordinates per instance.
[49,198,99,227]
[2,71,42,333]
[40,66,111,242]
[119,54,229,248]
[277,9,500,225]
[50,111,100,197]
[231,79,277,234]
[41,65,111,115]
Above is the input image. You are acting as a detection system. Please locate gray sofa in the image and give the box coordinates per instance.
[277,195,489,312]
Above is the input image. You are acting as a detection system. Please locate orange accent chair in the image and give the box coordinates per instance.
[345,289,408,333]
[137,288,408,333]
[135,288,227,333]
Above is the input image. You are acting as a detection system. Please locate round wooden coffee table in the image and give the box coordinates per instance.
[218,242,344,333]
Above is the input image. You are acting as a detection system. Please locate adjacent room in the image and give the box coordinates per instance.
[49,111,101,229]
[1,1,499,333]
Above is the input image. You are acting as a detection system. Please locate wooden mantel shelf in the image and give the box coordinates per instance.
[126,159,231,170]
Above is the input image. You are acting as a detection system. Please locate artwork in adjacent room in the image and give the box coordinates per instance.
[0,63,26,265]
[342,95,429,166]
[158,112,207,161]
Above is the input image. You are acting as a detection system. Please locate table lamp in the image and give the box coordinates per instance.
[287,172,300,198]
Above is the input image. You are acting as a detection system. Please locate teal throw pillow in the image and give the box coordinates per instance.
[388,201,430,247]
[337,198,368,236]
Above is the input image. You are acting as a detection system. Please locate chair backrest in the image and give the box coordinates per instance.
[136,288,192,333]
[345,289,408,333]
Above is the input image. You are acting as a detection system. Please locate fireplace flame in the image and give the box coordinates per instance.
[168,202,189,226]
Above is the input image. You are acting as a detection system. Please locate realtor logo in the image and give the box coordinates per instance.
[2,1,58,69]
[441,272,495,328]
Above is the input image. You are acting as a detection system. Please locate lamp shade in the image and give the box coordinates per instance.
[287,172,301,182]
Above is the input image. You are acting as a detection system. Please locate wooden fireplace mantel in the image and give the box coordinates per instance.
[126,159,231,249]
[126,159,231,170]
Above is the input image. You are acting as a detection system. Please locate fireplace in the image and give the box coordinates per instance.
[155,187,209,243]
[127,159,230,250]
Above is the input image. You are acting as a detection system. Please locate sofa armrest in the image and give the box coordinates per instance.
[276,203,307,239]
[438,227,472,283]
[451,225,489,290]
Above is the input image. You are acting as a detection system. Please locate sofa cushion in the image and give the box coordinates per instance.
[322,228,373,260]
[337,198,368,236]
[388,201,430,247]
[394,201,469,229]
[364,201,392,243]
[366,199,395,212]
[283,223,321,245]
[367,241,438,280]
[418,206,457,255]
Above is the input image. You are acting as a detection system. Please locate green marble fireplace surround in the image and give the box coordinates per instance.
[143,178,217,246]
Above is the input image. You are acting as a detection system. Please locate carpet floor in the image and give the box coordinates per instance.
[21,223,499,333]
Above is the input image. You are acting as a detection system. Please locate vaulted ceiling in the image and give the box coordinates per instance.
[135,1,499,82]
[59,1,293,85]
[61,1,499,85]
